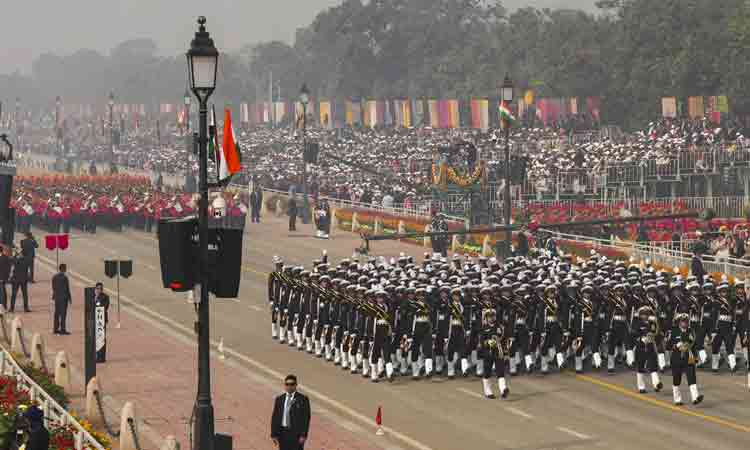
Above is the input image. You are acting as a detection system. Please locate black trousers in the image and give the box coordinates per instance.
[27,256,35,282]
[289,214,296,231]
[10,283,28,311]
[54,300,69,332]
[481,348,506,379]
[410,321,434,362]
[607,321,630,355]
[672,362,697,386]
[446,326,467,361]
[635,346,658,373]
[0,281,6,308]
[251,207,260,222]
[711,321,734,354]
[278,428,304,450]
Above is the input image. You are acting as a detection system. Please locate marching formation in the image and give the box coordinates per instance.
[268,249,750,403]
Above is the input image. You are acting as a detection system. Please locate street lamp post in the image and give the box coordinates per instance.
[501,74,514,260]
[184,90,191,180]
[108,91,115,151]
[55,96,62,156]
[14,98,20,152]
[299,84,310,224]
[187,16,219,450]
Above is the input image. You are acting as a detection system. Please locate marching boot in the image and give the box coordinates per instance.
[386,362,395,382]
[476,359,485,377]
[498,377,509,399]
[593,352,602,370]
[575,356,584,374]
[361,358,370,378]
[271,323,278,339]
[350,352,359,374]
[711,353,720,373]
[279,327,286,344]
[324,345,332,361]
[728,353,737,373]
[525,354,534,373]
[651,372,663,392]
[306,338,313,353]
[290,331,298,347]
[378,358,385,378]
[341,349,349,369]
[400,352,410,376]
[412,361,421,380]
[540,355,549,374]
[626,349,635,368]
[607,354,616,373]
[672,386,683,405]
[314,341,323,357]
[689,384,703,404]
[356,352,363,367]
[657,353,666,372]
[425,358,434,378]
[637,373,647,393]
[435,356,445,375]
[556,351,565,369]
[665,350,672,368]
[447,359,456,379]
[370,362,379,382]
[332,347,340,364]
[461,358,470,377]
[698,349,708,366]
[482,378,495,399]
[471,350,479,369]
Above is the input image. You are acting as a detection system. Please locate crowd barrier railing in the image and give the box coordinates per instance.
[0,345,105,450]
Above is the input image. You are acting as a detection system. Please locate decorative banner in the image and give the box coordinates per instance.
[586,97,601,122]
[448,100,460,128]
[401,100,411,128]
[438,100,450,128]
[479,99,489,132]
[241,103,249,123]
[717,95,729,113]
[394,100,404,127]
[662,97,677,118]
[428,100,439,128]
[570,98,578,115]
[350,100,362,125]
[471,99,482,129]
[688,96,704,119]
[319,101,332,128]
[384,100,393,126]
[95,306,106,353]
[345,100,354,126]
[364,100,376,128]
[524,90,534,106]
[274,102,286,125]
[413,99,424,127]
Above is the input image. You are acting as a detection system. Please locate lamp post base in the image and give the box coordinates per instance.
[193,402,216,450]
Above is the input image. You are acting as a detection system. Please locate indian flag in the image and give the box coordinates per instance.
[220,108,242,181]
[208,105,220,164]
[499,100,515,127]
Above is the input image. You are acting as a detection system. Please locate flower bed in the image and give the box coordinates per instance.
[0,353,111,450]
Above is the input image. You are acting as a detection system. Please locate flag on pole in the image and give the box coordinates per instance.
[499,100,515,128]
[208,105,219,163]
[376,406,382,426]
[220,108,242,181]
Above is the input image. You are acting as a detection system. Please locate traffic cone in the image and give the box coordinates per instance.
[375,406,384,436]
[218,338,226,360]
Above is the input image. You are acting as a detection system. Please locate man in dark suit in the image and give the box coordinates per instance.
[0,246,11,309]
[10,250,30,312]
[691,249,705,285]
[52,264,72,334]
[20,232,38,283]
[288,197,298,232]
[94,282,110,362]
[22,405,49,450]
[271,374,310,450]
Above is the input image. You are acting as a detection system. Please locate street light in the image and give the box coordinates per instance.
[184,89,192,184]
[108,91,115,151]
[55,96,62,155]
[14,98,20,151]
[299,83,311,224]
[184,89,191,134]
[186,15,218,450]
[501,73,514,260]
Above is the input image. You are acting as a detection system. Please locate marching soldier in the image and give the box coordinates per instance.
[508,285,531,375]
[432,285,451,375]
[479,308,509,399]
[711,282,735,372]
[446,286,468,379]
[632,306,663,393]
[607,283,632,373]
[539,284,563,374]
[267,256,284,339]
[670,313,704,405]
[370,289,394,382]
[410,287,434,379]
[573,285,597,373]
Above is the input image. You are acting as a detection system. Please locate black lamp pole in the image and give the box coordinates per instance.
[501,74,514,260]
[108,91,115,152]
[300,84,310,224]
[187,16,219,450]
[14,98,20,151]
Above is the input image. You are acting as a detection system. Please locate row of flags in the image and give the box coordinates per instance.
[662,96,730,122]
[208,107,242,182]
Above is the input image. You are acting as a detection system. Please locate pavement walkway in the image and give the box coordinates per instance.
[9,258,385,450]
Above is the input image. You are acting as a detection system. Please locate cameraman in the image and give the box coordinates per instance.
[18,405,49,450]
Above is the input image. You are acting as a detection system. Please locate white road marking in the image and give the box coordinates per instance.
[556,426,591,440]
[36,253,434,450]
[457,387,485,399]
[505,406,533,419]
[248,305,264,312]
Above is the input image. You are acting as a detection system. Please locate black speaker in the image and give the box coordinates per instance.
[214,433,232,450]
[208,228,243,298]
[104,260,118,278]
[158,218,198,292]
[119,260,133,278]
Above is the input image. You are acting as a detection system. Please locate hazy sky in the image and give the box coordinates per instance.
[1,0,597,75]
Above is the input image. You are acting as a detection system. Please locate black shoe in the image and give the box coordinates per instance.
[448,375,455,380]
[675,401,683,406]
[607,368,615,374]
[501,388,509,399]
[693,394,704,405]
[53,330,59,335]
[61,331,70,335]
[24,309,31,313]
[639,389,647,394]
[655,382,663,392]
[576,370,583,374]
[485,394,496,399]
